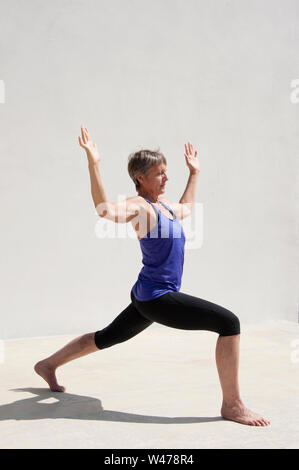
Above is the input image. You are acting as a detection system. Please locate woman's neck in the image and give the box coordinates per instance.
[138,191,159,203]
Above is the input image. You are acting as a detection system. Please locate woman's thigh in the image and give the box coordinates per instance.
[132,291,240,336]
[94,302,153,349]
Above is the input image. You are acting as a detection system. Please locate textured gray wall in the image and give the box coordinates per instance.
[0,0,298,340]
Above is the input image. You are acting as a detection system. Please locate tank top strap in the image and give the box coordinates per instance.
[158,200,176,220]
[143,197,176,220]
[143,198,159,218]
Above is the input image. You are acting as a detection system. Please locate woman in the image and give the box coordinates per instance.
[34,126,270,426]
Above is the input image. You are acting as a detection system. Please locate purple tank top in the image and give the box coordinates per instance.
[131,198,186,301]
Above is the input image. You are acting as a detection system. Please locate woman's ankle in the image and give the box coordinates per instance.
[222,397,243,408]
[38,358,57,371]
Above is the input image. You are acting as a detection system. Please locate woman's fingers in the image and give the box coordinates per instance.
[85,127,92,139]
[81,126,89,145]
[83,126,93,146]
[81,126,87,144]
[185,142,195,156]
[78,135,87,149]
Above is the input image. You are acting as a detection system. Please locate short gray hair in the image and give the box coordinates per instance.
[128,148,167,191]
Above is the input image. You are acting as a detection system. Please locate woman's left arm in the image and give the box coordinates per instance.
[179,169,199,206]
[161,142,200,219]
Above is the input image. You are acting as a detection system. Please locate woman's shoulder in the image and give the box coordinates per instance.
[127,196,158,240]
[126,195,147,208]
[158,196,172,205]
[128,195,171,205]
[124,196,153,216]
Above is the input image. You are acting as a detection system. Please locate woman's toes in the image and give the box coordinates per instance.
[258,419,268,426]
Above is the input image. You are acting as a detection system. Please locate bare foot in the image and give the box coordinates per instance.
[221,400,270,426]
[34,360,66,392]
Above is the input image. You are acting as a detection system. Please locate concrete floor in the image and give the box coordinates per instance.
[1,321,299,449]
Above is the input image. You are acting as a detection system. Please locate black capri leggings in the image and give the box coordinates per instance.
[94,290,240,350]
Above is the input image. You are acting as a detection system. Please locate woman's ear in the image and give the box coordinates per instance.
[136,175,143,186]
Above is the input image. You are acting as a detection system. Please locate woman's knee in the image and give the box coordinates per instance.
[81,332,99,348]
[94,327,113,350]
[219,311,241,336]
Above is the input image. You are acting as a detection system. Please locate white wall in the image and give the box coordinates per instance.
[0,0,298,340]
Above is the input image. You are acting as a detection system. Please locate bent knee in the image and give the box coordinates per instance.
[81,332,98,347]
[219,311,241,336]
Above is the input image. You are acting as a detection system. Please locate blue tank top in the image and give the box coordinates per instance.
[131,198,186,301]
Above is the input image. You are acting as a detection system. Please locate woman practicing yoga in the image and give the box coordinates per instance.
[34,126,270,426]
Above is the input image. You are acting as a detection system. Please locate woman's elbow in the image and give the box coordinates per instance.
[95,201,115,220]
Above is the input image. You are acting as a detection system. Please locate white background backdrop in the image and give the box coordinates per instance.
[0,0,298,339]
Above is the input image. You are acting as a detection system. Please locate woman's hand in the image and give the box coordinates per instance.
[78,126,100,165]
[184,141,200,175]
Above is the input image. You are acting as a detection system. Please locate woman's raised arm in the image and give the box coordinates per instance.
[78,126,140,223]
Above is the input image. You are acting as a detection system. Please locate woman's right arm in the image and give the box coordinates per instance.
[78,126,140,223]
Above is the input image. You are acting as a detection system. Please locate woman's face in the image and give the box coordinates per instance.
[138,162,168,195]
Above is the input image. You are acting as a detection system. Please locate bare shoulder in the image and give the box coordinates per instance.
[159,196,172,204]
[127,196,157,240]
[159,196,191,220]
[120,196,151,216]
[109,196,147,221]
[115,195,144,208]
[125,195,148,210]
[159,196,177,209]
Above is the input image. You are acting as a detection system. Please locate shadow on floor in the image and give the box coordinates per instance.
[0,388,223,424]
